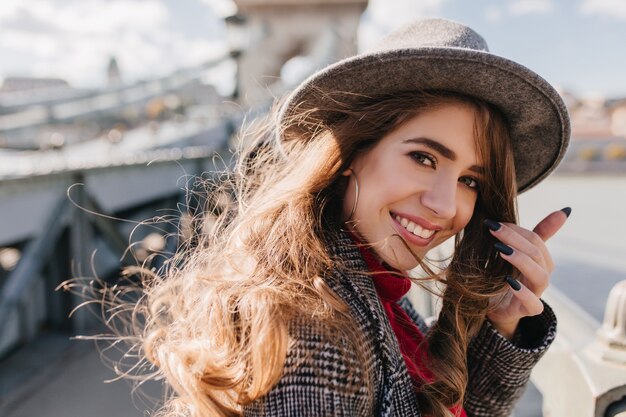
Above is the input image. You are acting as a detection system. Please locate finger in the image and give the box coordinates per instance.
[488,223,547,268]
[492,223,554,272]
[497,246,550,293]
[533,207,571,242]
[506,276,545,316]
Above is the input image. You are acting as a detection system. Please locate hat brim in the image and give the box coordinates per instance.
[279,47,570,193]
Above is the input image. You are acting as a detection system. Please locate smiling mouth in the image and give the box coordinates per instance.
[392,214,437,239]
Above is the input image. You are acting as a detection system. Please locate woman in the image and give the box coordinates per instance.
[132,18,571,417]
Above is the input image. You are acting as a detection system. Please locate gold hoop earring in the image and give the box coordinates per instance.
[346,173,359,222]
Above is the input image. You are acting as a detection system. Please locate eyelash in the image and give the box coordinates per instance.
[460,176,480,190]
[409,151,481,191]
[410,151,436,168]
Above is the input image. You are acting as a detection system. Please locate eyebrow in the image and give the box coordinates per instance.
[403,137,485,175]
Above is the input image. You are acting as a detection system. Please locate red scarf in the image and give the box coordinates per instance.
[355,242,467,417]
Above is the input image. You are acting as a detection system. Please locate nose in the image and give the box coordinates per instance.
[420,179,457,219]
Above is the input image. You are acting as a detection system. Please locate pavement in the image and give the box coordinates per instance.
[0,332,163,417]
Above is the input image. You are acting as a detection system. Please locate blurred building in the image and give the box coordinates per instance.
[570,96,613,139]
[609,99,626,138]
[0,77,70,93]
[107,57,123,87]
[564,92,626,140]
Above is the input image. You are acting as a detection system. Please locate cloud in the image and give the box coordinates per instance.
[366,0,446,27]
[483,0,554,22]
[484,5,504,23]
[0,29,59,58]
[0,0,24,21]
[581,0,626,20]
[359,0,446,51]
[0,0,226,87]
[509,0,554,16]
[0,0,170,34]
[197,0,236,18]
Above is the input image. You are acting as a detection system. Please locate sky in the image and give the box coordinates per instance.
[0,0,625,98]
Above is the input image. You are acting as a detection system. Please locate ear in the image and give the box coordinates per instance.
[342,168,352,177]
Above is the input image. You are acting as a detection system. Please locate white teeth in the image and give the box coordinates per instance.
[394,215,436,239]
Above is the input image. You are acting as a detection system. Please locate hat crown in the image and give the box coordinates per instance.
[371,18,490,53]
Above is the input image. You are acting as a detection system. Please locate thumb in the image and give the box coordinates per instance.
[533,207,571,242]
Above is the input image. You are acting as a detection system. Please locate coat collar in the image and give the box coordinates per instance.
[324,227,420,416]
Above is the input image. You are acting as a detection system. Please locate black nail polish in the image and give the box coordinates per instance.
[561,207,572,218]
[506,276,521,291]
[483,219,501,231]
[494,242,514,256]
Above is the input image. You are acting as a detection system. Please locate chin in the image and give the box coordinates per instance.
[384,241,442,272]
[380,250,422,272]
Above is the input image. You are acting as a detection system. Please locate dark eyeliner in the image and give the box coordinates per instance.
[460,176,480,190]
[409,151,437,168]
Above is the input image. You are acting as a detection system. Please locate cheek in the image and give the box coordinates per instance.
[454,193,478,231]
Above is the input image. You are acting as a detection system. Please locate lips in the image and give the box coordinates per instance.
[394,215,435,238]
[390,211,440,246]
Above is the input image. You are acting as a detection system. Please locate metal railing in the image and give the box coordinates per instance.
[0,121,232,358]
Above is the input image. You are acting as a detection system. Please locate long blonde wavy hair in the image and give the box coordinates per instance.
[93,90,518,417]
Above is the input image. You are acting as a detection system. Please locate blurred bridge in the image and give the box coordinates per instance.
[0,54,232,150]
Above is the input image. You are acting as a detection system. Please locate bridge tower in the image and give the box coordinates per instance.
[232,0,368,106]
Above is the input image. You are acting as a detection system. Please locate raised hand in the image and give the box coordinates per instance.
[484,207,571,340]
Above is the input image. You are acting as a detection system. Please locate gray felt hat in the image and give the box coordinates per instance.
[279,17,571,193]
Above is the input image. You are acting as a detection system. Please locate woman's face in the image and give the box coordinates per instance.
[343,102,484,271]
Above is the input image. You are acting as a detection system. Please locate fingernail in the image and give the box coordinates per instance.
[505,276,521,291]
[483,219,501,231]
[494,242,514,256]
[561,207,572,218]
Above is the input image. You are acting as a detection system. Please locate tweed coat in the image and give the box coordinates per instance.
[244,229,557,417]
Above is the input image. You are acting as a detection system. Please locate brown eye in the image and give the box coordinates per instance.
[410,152,436,168]
[459,176,479,190]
